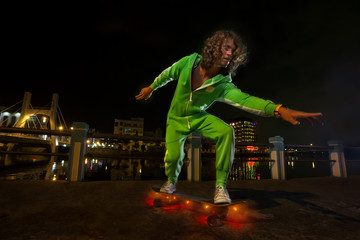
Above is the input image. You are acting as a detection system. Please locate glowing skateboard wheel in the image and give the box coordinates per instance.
[153,199,162,208]
[207,215,223,227]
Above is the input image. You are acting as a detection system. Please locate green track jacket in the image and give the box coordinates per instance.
[151,53,278,121]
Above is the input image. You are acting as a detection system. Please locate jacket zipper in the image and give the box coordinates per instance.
[185,53,217,129]
[186,92,192,129]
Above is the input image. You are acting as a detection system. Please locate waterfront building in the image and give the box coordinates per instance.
[227,117,257,143]
[114,118,144,136]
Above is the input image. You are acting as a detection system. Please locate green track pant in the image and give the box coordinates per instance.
[164,113,234,187]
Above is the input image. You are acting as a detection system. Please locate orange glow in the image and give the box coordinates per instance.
[226,221,246,229]
[144,197,154,207]
[146,190,258,228]
[247,161,255,167]
[246,146,259,151]
[195,216,208,225]
[162,204,182,211]
[246,146,254,151]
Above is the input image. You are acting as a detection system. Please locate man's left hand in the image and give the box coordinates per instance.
[278,107,323,126]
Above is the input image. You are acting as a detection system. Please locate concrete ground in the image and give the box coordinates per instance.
[0,176,359,240]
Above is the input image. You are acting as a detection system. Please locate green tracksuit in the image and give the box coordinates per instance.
[151,53,278,187]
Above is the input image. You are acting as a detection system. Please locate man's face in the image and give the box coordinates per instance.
[217,38,236,68]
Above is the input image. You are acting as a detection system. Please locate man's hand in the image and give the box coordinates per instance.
[278,107,323,126]
[135,86,153,101]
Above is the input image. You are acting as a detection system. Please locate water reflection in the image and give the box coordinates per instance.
[82,157,273,181]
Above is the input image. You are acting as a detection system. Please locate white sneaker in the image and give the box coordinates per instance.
[160,181,176,194]
[214,186,231,204]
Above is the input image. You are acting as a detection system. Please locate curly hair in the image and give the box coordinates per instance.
[200,30,247,75]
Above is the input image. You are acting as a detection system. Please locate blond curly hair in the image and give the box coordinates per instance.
[200,30,247,75]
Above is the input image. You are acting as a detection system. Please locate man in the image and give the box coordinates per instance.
[136,30,322,204]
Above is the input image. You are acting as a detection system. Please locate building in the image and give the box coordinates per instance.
[114,118,144,136]
[227,117,257,143]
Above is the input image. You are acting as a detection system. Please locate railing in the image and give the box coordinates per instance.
[0,123,358,181]
[0,124,165,180]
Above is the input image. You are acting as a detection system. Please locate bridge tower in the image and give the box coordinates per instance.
[14,92,59,130]
[5,92,60,180]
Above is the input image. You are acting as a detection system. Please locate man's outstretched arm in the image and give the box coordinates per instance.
[221,83,323,126]
[135,55,190,101]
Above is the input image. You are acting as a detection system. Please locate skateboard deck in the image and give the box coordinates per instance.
[150,185,249,227]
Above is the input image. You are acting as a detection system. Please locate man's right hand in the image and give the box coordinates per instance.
[135,86,153,101]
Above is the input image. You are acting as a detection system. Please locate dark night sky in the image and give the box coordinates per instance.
[2,1,360,146]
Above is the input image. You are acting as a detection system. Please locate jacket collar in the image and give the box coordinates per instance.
[190,53,232,87]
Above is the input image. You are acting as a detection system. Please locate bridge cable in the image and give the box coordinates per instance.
[0,100,23,113]
[57,105,68,130]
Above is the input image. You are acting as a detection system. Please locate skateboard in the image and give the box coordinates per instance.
[150,185,249,227]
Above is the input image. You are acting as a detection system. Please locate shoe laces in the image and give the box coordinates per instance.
[163,181,174,190]
[215,186,229,198]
